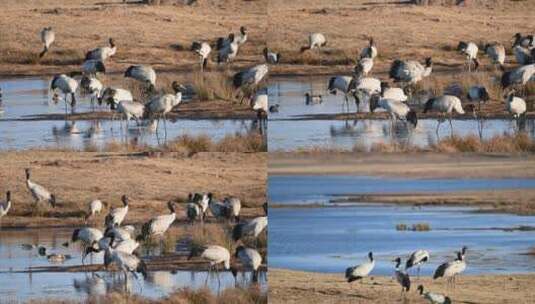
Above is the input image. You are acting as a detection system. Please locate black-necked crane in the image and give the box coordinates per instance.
[187,194,202,223]
[251,91,268,132]
[193,192,210,221]
[232,246,262,283]
[389,57,433,98]
[224,196,241,222]
[393,257,411,298]
[505,90,527,130]
[327,76,356,112]
[484,43,505,71]
[423,95,465,137]
[99,87,133,108]
[51,74,78,114]
[144,81,185,140]
[124,65,157,93]
[513,45,532,65]
[188,245,230,284]
[345,251,375,284]
[0,191,11,219]
[301,33,327,52]
[467,85,490,112]
[406,249,430,279]
[263,48,281,64]
[232,216,267,244]
[360,37,377,59]
[233,64,269,103]
[501,64,535,89]
[207,193,227,221]
[84,234,139,263]
[103,236,147,291]
[370,94,418,132]
[25,168,56,207]
[305,92,323,105]
[80,76,103,111]
[71,227,104,262]
[115,100,145,130]
[217,33,239,64]
[85,199,103,221]
[105,195,129,228]
[355,57,373,77]
[457,41,479,72]
[85,38,116,61]
[82,59,106,76]
[513,33,534,49]
[380,82,408,103]
[104,225,135,242]
[137,201,176,243]
[433,249,467,288]
[236,26,248,45]
[353,77,381,112]
[40,27,55,58]
[191,41,211,72]
[417,285,452,304]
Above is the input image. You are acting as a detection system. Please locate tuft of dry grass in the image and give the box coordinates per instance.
[191,72,236,102]
[216,133,267,153]
[80,133,266,154]
[279,49,355,66]
[396,223,431,231]
[434,133,535,153]
[29,287,267,304]
[350,133,535,154]
[189,224,235,254]
[167,134,215,156]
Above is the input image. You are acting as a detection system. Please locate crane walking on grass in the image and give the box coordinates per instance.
[25,168,56,208]
[40,27,55,58]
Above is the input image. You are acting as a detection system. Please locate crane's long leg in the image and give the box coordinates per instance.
[449,114,453,138]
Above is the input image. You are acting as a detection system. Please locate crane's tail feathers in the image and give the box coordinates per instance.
[39,47,48,58]
[347,276,362,283]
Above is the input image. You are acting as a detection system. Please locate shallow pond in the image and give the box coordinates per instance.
[269,205,535,275]
[0,228,266,302]
[0,77,256,151]
[269,175,535,205]
[268,175,535,275]
[267,77,535,151]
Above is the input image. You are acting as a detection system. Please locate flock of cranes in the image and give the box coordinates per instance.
[302,31,534,136]
[37,24,270,140]
[345,247,467,303]
[0,168,268,291]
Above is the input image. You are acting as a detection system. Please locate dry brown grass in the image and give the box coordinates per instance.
[434,133,535,153]
[191,72,236,102]
[77,133,266,154]
[350,133,535,154]
[28,287,267,304]
[189,224,235,255]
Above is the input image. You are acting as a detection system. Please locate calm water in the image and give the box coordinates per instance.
[267,77,535,151]
[269,205,535,275]
[0,77,256,151]
[268,175,535,275]
[269,175,535,205]
[0,228,266,302]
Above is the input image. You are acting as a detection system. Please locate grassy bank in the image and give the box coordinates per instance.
[29,286,267,304]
